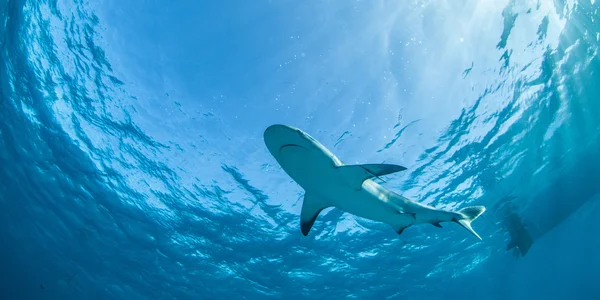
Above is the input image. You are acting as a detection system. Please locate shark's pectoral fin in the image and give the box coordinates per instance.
[338,163,407,189]
[300,193,330,236]
[431,222,443,228]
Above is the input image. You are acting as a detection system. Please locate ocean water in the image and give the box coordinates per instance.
[1,0,599,299]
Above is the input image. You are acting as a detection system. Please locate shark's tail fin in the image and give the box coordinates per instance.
[453,206,486,240]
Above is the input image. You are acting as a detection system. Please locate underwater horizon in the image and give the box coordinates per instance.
[1,0,599,299]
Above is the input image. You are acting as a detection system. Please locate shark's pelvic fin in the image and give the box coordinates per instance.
[300,193,330,236]
[338,163,407,189]
[391,215,414,235]
[431,222,443,228]
[391,224,409,235]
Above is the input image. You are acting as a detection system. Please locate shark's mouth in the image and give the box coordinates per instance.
[279,144,306,152]
[277,144,308,162]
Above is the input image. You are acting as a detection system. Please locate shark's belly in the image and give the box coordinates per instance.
[277,144,338,189]
[277,145,399,223]
[330,189,398,223]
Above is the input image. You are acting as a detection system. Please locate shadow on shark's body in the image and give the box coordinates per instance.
[498,139,600,257]
[263,124,486,240]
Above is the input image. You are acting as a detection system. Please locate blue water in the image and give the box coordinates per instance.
[1,0,599,299]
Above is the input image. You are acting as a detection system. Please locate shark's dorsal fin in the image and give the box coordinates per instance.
[338,163,407,189]
[300,193,330,236]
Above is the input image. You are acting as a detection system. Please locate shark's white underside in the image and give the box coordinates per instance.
[264,124,486,240]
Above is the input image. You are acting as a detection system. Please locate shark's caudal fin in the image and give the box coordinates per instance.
[453,206,486,240]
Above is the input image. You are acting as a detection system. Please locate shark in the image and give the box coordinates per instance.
[263,124,486,240]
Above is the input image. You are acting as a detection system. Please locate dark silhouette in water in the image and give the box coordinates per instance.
[505,211,533,257]
[495,198,534,257]
[39,270,78,291]
[498,139,600,257]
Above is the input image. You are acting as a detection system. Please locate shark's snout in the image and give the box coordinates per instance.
[264,124,299,140]
[264,124,307,153]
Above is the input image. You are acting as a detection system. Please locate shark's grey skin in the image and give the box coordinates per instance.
[263,124,486,239]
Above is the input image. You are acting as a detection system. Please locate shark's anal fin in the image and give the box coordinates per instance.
[300,193,330,236]
[338,163,407,189]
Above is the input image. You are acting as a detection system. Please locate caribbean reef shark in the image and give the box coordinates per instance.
[264,124,486,240]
